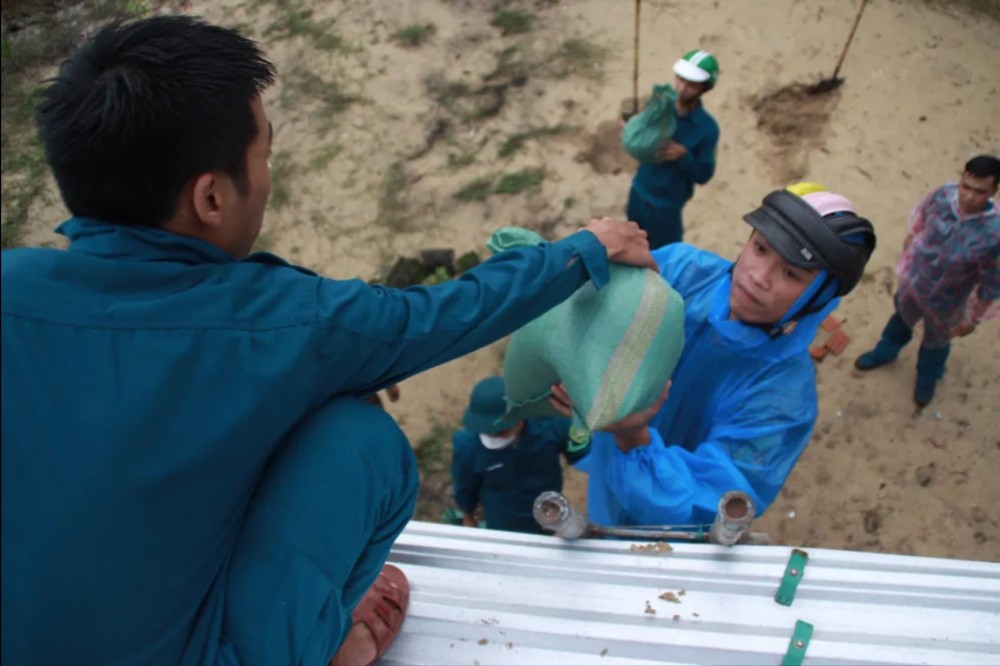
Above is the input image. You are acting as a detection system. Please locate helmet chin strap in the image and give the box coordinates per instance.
[727,263,840,338]
[765,269,839,338]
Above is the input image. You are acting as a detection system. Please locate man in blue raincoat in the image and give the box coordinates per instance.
[553,185,877,528]
[0,16,655,666]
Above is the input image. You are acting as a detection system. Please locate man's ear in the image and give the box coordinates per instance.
[191,172,225,229]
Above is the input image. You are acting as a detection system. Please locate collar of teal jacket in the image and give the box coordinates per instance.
[55,217,319,276]
[57,217,237,265]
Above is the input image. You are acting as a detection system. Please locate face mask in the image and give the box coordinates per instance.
[479,433,518,450]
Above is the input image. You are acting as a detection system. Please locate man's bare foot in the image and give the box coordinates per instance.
[329,565,409,666]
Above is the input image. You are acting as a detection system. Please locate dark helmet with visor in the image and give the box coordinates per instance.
[743,188,876,297]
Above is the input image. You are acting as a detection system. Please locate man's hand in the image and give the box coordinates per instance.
[548,382,671,454]
[902,233,914,251]
[657,140,687,162]
[583,217,657,270]
[548,383,574,418]
[461,513,477,528]
[952,321,977,337]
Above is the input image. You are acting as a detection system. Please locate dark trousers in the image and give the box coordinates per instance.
[222,398,418,664]
[626,187,683,249]
[869,293,951,381]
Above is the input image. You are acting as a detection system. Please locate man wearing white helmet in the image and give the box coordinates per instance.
[553,185,877,528]
[626,49,721,249]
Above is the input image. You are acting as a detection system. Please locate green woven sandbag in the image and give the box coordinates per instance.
[487,227,685,449]
[621,83,679,163]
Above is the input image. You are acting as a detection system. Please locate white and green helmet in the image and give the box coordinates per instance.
[673,49,719,88]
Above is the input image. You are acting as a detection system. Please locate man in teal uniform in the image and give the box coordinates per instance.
[452,377,581,534]
[627,49,721,249]
[0,16,654,666]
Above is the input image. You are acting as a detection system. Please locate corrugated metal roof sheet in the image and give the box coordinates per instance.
[383,521,1000,665]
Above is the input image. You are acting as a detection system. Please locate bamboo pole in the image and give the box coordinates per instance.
[811,0,869,93]
[831,0,868,81]
[632,0,641,115]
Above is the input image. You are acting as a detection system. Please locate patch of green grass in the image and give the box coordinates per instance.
[448,152,477,169]
[494,168,544,195]
[391,23,436,47]
[1,29,69,76]
[1,1,146,76]
[453,176,496,202]
[415,422,452,475]
[498,124,574,158]
[442,81,472,98]
[424,76,472,106]
[491,9,534,36]
[550,38,608,80]
[563,196,577,209]
[1,64,51,250]
[424,76,510,123]
[301,73,358,115]
[922,0,1000,20]
[280,70,360,135]
[1,158,49,249]
[376,161,411,231]
[91,0,150,21]
[413,419,459,522]
[223,21,256,38]
[1,1,152,249]
[484,45,526,83]
[453,168,545,202]
[268,152,294,210]
[308,144,342,171]
[0,84,43,169]
[455,251,481,274]
[263,0,343,51]
[466,88,506,121]
[422,266,452,286]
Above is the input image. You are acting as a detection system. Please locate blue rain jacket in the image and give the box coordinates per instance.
[630,103,719,209]
[0,218,609,666]
[576,242,838,527]
[451,417,570,533]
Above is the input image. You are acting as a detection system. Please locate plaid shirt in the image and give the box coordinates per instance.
[896,182,1000,326]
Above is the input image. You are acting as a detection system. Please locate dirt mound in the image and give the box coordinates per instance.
[749,83,840,184]
[576,120,637,176]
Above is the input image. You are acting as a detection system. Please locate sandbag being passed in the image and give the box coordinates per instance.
[487,227,685,449]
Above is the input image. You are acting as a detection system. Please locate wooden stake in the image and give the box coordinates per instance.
[632,0,641,115]
[830,0,868,82]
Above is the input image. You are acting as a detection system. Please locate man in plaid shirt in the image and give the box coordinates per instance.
[855,155,1000,407]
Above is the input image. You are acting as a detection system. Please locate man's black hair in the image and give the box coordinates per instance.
[36,15,276,227]
[964,155,1000,189]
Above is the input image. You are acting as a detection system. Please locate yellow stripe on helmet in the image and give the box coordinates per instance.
[786,182,827,197]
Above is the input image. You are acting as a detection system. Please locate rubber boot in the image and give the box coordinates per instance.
[855,312,913,370]
[914,344,950,408]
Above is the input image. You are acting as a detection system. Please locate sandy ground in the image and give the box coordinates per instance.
[21,0,999,561]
